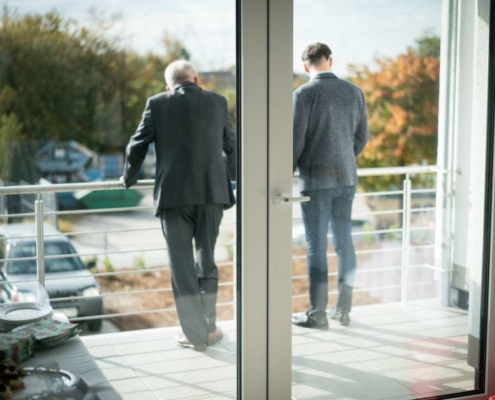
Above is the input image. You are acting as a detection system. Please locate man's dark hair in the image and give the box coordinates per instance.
[302,43,332,66]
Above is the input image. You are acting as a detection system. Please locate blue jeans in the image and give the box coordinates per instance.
[301,186,357,317]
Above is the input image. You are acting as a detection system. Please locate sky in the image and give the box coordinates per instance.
[8,0,442,76]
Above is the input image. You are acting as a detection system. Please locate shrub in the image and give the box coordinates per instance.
[83,255,98,273]
[103,256,116,280]
[133,253,150,277]
[57,218,74,233]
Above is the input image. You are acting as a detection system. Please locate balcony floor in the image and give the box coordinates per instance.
[81,300,474,400]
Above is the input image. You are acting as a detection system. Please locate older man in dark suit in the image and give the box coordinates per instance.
[122,60,236,351]
[292,43,368,330]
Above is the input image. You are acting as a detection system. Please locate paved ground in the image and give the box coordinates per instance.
[67,186,381,272]
[69,189,236,269]
[81,300,474,400]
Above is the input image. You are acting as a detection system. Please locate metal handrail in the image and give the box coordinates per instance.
[44,206,153,216]
[355,190,404,198]
[69,301,234,322]
[0,165,440,196]
[0,212,36,219]
[411,207,435,213]
[0,180,155,196]
[291,281,433,299]
[0,164,440,324]
[411,189,436,194]
[291,246,404,261]
[357,165,441,177]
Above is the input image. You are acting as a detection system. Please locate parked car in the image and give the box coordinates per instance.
[0,224,103,331]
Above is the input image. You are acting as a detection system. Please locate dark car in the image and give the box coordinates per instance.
[0,224,103,331]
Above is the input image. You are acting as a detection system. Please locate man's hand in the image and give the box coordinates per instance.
[119,176,126,188]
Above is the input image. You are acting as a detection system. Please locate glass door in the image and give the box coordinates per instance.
[265,0,495,399]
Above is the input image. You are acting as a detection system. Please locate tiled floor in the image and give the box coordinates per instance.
[81,301,474,400]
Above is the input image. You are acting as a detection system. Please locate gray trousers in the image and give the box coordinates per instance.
[160,204,223,346]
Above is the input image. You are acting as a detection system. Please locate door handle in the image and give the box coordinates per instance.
[274,192,310,204]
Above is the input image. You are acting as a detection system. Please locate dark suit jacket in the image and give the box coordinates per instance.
[123,82,237,215]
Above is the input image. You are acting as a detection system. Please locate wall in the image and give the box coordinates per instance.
[451,0,475,294]
[465,0,491,372]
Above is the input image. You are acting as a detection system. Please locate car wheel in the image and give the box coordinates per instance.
[87,319,102,332]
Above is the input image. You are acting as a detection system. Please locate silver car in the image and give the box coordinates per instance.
[0,224,103,331]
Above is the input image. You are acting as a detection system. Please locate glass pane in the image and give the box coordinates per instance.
[0,1,238,398]
[291,1,488,399]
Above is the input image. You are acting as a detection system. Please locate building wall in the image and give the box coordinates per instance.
[451,0,475,293]
[465,0,490,370]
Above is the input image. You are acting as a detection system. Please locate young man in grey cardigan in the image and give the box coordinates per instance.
[292,43,369,329]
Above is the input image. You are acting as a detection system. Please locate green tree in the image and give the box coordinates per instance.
[0,7,194,184]
[120,31,191,140]
[0,113,22,182]
[0,7,125,150]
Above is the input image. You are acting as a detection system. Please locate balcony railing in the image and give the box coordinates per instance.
[0,165,443,325]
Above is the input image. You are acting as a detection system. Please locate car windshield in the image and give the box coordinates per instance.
[8,241,86,275]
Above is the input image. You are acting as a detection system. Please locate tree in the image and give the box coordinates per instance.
[0,7,195,183]
[200,67,237,124]
[348,33,440,191]
[293,73,308,90]
[120,31,192,140]
[162,33,191,64]
[0,113,22,182]
[0,7,125,150]
[0,113,36,183]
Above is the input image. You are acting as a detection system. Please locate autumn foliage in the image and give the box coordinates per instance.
[349,34,440,190]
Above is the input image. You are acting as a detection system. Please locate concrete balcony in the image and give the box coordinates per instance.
[0,165,475,399]
[81,300,472,400]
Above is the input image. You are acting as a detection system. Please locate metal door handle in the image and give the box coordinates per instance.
[274,192,310,204]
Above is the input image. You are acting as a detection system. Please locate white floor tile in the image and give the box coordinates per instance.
[124,348,200,366]
[154,384,211,400]
[383,360,475,395]
[292,370,413,400]
[110,377,151,394]
[80,302,471,400]
[87,345,120,358]
[121,390,159,400]
[95,356,128,370]
[102,366,139,381]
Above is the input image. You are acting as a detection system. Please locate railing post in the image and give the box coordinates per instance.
[35,193,45,287]
[401,175,412,304]
[104,232,108,254]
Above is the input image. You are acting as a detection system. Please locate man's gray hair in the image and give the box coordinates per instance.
[165,60,197,88]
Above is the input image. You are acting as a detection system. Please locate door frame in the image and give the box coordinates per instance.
[239,0,269,398]
[267,0,294,399]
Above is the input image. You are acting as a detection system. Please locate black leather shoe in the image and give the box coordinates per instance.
[329,308,350,326]
[292,311,329,330]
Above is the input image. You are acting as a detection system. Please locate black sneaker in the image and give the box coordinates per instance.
[329,308,350,326]
[292,311,329,330]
